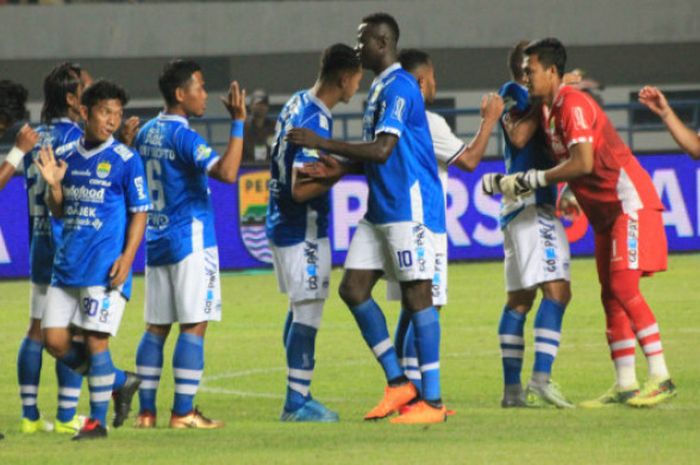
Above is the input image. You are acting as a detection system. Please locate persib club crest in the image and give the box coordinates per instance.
[96,161,111,179]
[238,170,272,263]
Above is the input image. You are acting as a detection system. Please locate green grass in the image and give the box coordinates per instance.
[0,255,699,464]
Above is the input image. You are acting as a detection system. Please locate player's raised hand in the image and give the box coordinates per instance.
[15,124,39,153]
[286,128,322,149]
[34,145,67,188]
[481,93,504,123]
[109,254,131,288]
[119,116,141,147]
[221,81,247,121]
[638,86,670,118]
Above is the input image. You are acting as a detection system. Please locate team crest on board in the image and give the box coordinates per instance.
[239,170,272,263]
[96,161,111,179]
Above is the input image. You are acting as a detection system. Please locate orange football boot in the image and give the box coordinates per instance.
[390,401,447,424]
[364,383,417,420]
[169,407,224,429]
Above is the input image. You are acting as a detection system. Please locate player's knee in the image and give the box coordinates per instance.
[291,299,324,329]
[146,323,171,339]
[338,280,366,307]
[607,275,639,304]
[26,318,43,340]
[43,333,70,358]
[543,285,572,306]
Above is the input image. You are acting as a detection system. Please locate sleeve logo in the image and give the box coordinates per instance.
[134,176,147,200]
[393,96,406,122]
[573,106,589,130]
[195,144,213,161]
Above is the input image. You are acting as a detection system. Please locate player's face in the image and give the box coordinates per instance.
[82,98,123,143]
[523,54,554,99]
[355,23,380,70]
[421,63,437,105]
[340,68,363,103]
[180,71,208,118]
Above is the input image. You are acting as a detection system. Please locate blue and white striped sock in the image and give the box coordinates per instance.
[533,299,565,381]
[284,322,316,412]
[136,331,165,414]
[88,351,116,426]
[395,309,422,394]
[412,307,440,402]
[350,299,403,383]
[498,307,526,387]
[17,337,43,421]
[55,359,82,422]
[172,333,204,416]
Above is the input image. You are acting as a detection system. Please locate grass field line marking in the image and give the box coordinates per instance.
[200,343,604,399]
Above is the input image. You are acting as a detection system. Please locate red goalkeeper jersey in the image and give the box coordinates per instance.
[542,85,663,232]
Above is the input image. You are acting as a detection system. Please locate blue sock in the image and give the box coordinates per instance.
[282,309,293,348]
[533,298,566,378]
[412,307,441,401]
[498,307,526,386]
[59,340,89,374]
[136,331,165,414]
[55,359,82,422]
[284,322,317,412]
[172,333,204,416]
[17,337,43,421]
[88,351,116,426]
[350,299,403,383]
[394,308,422,393]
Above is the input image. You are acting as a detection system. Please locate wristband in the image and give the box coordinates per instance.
[230,120,244,139]
[5,146,25,169]
[536,170,547,188]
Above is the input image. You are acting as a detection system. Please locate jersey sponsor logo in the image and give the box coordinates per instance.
[627,217,639,268]
[304,240,319,290]
[238,171,272,263]
[97,161,111,179]
[537,209,559,272]
[71,169,91,177]
[393,96,406,122]
[63,185,105,203]
[195,144,213,162]
[412,223,427,272]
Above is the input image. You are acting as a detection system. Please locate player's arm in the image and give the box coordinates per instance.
[286,129,398,164]
[109,211,147,288]
[0,124,39,190]
[208,81,247,183]
[116,116,141,147]
[501,105,540,149]
[452,93,504,171]
[639,85,700,159]
[34,145,67,217]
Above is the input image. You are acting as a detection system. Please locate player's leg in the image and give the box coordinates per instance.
[580,229,639,408]
[168,247,223,429]
[499,289,535,407]
[77,331,114,439]
[54,332,84,433]
[136,263,174,427]
[18,316,50,433]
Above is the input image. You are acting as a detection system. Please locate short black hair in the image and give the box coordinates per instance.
[81,79,129,112]
[524,38,567,77]
[398,48,431,73]
[0,80,29,127]
[508,40,530,81]
[362,12,400,44]
[158,59,202,107]
[41,62,82,124]
[319,43,362,82]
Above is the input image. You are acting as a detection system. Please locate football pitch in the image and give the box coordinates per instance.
[0,255,698,465]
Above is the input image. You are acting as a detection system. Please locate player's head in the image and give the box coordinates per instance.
[523,38,567,98]
[0,80,28,137]
[319,43,363,104]
[508,40,530,83]
[80,79,129,143]
[158,59,207,117]
[356,12,400,72]
[40,62,85,125]
[399,48,436,104]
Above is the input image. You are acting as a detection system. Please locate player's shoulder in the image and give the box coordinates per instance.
[110,140,138,163]
[388,68,420,93]
[555,85,591,108]
[299,91,332,132]
[499,80,524,96]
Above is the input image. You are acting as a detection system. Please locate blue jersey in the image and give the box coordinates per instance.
[23,118,82,285]
[362,64,445,233]
[52,137,151,298]
[499,81,557,228]
[266,90,332,247]
[135,113,220,266]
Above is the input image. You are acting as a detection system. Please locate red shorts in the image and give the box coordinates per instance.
[594,209,667,276]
